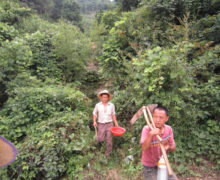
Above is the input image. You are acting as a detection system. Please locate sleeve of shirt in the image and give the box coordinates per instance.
[169,127,176,148]
[140,126,150,144]
[111,104,116,115]
[93,104,98,117]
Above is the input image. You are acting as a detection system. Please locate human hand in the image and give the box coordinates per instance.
[115,122,119,127]
[149,128,161,136]
[164,142,176,152]
[93,121,97,128]
[164,143,170,151]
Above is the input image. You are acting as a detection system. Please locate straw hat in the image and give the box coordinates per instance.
[0,136,18,168]
[98,90,113,100]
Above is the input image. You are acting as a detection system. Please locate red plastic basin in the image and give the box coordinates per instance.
[111,127,126,136]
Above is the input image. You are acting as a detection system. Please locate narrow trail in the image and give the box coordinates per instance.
[86,60,113,98]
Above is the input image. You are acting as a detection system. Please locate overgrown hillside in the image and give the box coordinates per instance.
[0,0,219,179]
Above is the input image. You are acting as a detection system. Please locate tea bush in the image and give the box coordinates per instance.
[0,75,94,179]
[0,0,31,25]
[111,43,220,175]
[0,110,94,180]
[52,21,92,82]
[0,78,90,141]
[24,31,62,80]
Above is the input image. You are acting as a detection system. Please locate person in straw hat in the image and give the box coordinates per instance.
[93,90,119,158]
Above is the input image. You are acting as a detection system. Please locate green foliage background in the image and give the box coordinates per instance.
[0,0,219,179]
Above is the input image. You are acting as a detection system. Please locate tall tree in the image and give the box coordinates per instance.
[115,0,140,11]
[20,0,54,15]
[61,0,82,23]
[50,0,64,20]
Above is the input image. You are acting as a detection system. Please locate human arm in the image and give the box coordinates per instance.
[112,104,118,127]
[93,104,98,128]
[165,143,176,152]
[93,115,97,128]
[142,128,161,151]
[164,127,176,152]
[113,115,119,127]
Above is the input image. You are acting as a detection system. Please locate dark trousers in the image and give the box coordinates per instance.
[143,166,178,180]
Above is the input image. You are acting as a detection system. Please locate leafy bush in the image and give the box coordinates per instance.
[52,21,92,82]
[0,74,94,179]
[0,110,94,180]
[25,31,62,81]
[0,0,30,25]
[60,0,82,25]
[99,10,121,30]
[194,14,220,44]
[111,43,220,175]
[0,78,91,141]
[0,37,32,106]
[17,14,57,34]
[0,38,32,83]
[0,22,18,44]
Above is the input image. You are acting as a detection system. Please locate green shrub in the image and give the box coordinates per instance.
[0,0,31,25]
[194,14,220,44]
[0,111,94,180]
[0,22,18,44]
[0,37,32,83]
[0,80,91,141]
[111,43,220,175]
[52,21,92,82]
[25,31,62,81]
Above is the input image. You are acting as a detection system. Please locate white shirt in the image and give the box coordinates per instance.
[93,102,116,123]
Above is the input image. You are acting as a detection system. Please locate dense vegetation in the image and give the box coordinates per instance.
[0,0,219,179]
[77,0,115,14]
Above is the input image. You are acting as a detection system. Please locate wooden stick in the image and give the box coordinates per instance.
[95,126,98,141]
[143,108,173,176]
[143,108,162,142]
[146,107,156,129]
[159,144,173,175]
[130,104,157,125]
[143,106,154,130]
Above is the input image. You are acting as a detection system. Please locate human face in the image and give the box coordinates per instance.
[100,94,109,103]
[153,109,169,129]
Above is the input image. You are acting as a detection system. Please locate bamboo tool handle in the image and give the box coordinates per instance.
[142,108,173,176]
[146,107,156,128]
[143,107,154,130]
[159,143,173,175]
[143,108,162,141]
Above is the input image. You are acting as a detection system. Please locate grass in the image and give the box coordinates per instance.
[79,144,220,180]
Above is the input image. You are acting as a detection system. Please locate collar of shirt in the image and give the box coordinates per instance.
[100,101,111,105]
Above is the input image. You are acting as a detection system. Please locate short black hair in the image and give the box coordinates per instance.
[153,105,169,116]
